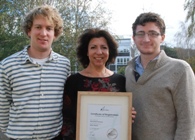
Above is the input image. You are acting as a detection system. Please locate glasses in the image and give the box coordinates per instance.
[135,32,161,38]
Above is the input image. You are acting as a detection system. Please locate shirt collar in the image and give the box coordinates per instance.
[135,52,160,76]
[135,56,144,75]
[21,46,59,64]
[135,52,160,65]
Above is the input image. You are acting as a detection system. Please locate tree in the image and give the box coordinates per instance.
[0,0,30,60]
[174,0,195,55]
[184,0,195,37]
[117,66,126,75]
[0,0,112,73]
[130,43,139,59]
[185,56,195,73]
[52,0,112,72]
[175,47,195,60]
[174,22,195,50]
[161,45,178,58]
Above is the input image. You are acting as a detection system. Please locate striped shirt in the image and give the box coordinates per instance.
[0,46,70,140]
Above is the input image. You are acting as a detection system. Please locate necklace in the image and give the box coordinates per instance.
[83,68,109,77]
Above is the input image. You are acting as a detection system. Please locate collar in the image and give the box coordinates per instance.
[135,51,160,66]
[21,46,59,64]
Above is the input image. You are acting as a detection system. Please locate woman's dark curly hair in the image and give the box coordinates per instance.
[132,12,166,36]
[77,28,118,68]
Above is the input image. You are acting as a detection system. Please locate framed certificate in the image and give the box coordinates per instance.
[76,91,132,140]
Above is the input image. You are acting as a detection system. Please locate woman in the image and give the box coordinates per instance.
[61,28,136,140]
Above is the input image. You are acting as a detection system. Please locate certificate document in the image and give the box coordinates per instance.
[76,91,132,140]
[87,104,121,140]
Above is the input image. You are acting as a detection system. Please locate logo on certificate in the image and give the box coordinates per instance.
[107,128,118,139]
[100,106,109,111]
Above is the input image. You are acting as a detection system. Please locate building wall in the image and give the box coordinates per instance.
[108,38,132,73]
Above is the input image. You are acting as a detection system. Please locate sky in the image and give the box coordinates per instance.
[103,0,187,46]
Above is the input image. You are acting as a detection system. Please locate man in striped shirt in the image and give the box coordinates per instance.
[0,5,70,140]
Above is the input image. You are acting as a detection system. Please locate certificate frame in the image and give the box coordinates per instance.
[76,91,132,140]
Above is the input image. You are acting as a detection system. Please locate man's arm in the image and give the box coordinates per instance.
[0,62,12,133]
[174,64,195,140]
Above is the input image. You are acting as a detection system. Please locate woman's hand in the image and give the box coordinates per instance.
[132,107,136,123]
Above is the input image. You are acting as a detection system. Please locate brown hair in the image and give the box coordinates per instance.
[132,12,166,36]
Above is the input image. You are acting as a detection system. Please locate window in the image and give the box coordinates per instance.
[116,57,129,65]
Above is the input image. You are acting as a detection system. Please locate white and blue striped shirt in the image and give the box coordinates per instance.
[0,46,70,140]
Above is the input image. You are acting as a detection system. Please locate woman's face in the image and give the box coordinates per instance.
[87,37,109,68]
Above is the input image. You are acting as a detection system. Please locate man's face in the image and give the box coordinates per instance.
[28,16,56,53]
[133,22,165,56]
